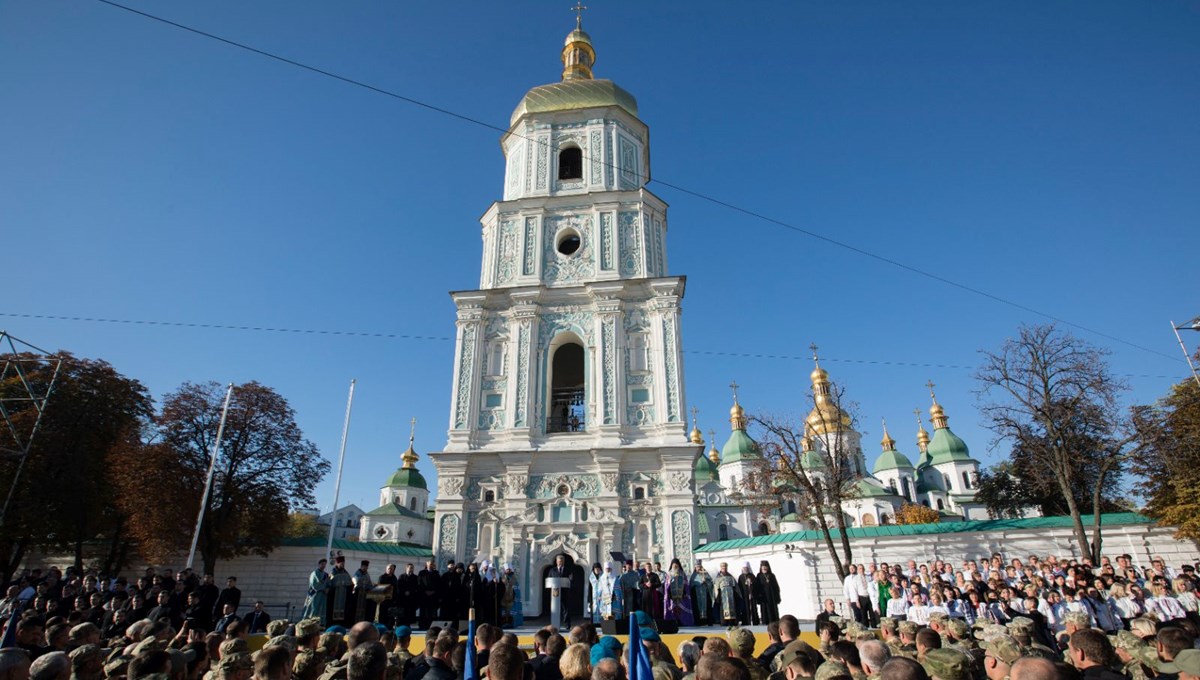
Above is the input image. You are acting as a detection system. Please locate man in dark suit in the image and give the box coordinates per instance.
[214,603,240,635]
[551,555,572,628]
[146,591,175,627]
[241,600,271,634]
[417,560,441,630]
[214,577,241,619]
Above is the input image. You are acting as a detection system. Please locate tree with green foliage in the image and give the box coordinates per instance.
[113,381,329,574]
[1131,378,1200,539]
[0,353,152,581]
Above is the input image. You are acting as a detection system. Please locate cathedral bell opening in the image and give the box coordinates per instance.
[548,342,586,433]
[557,146,583,181]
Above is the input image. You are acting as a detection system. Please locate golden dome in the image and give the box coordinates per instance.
[927,381,949,430]
[880,419,896,451]
[729,402,747,431]
[805,357,851,435]
[400,417,419,468]
[690,426,704,445]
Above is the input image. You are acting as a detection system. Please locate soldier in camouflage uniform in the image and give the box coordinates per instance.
[896,621,920,660]
[390,626,415,680]
[1110,630,1156,680]
[267,619,290,639]
[879,618,903,658]
[294,618,327,680]
[978,636,1022,680]
[818,619,843,661]
[944,619,983,679]
[1005,618,1057,661]
[730,628,770,680]
[923,648,971,680]
[928,612,951,644]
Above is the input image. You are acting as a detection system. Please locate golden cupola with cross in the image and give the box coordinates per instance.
[804,347,853,436]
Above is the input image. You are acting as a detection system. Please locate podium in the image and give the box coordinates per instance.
[545,577,570,626]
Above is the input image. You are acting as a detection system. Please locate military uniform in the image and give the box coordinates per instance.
[295,649,328,680]
[1110,630,1156,680]
[922,648,971,680]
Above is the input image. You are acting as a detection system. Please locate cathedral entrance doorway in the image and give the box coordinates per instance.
[540,554,586,620]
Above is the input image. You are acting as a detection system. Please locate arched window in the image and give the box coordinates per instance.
[633,487,645,501]
[880,513,891,525]
[410,497,417,511]
[862,513,877,527]
[756,521,770,536]
[484,490,495,503]
[718,524,729,541]
[558,146,582,181]
[922,500,930,507]
[627,333,648,372]
[936,498,945,511]
[943,473,952,490]
[786,500,797,515]
[548,342,586,433]
[962,471,972,489]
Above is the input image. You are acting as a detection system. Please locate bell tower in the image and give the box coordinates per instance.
[430,17,700,614]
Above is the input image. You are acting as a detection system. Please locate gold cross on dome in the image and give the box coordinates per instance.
[925,380,937,399]
[729,381,740,402]
[809,343,820,362]
[408,417,417,443]
[571,1,588,28]
[691,406,699,426]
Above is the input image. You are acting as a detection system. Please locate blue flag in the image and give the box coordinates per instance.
[626,614,652,680]
[464,611,478,680]
[0,602,21,649]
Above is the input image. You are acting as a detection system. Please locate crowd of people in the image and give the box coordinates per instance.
[299,556,782,632]
[1,551,1199,680]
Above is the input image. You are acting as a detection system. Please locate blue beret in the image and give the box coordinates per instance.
[639,627,660,642]
[326,625,348,634]
[394,626,412,638]
[634,611,653,627]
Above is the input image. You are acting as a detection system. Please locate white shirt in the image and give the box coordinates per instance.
[843,573,869,601]
[909,604,931,625]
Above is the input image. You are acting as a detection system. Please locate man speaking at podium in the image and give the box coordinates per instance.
[552,555,572,627]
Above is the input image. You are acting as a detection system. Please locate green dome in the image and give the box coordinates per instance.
[694,452,719,482]
[873,448,915,474]
[510,79,639,126]
[854,478,893,498]
[721,429,761,464]
[800,450,826,470]
[386,467,427,490]
[927,427,976,466]
[915,447,933,470]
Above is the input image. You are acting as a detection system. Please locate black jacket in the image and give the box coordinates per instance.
[420,658,455,680]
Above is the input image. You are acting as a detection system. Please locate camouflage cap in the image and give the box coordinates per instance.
[1062,611,1090,628]
[317,632,342,655]
[815,661,850,680]
[879,617,899,631]
[943,619,968,639]
[929,611,950,623]
[829,615,847,631]
[296,617,323,638]
[980,635,1022,665]
[102,654,130,678]
[264,635,298,653]
[898,620,920,636]
[219,639,250,657]
[728,628,756,656]
[1008,617,1035,632]
[973,624,1008,642]
[218,652,254,671]
[70,644,103,666]
[922,648,971,680]
[133,637,165,657]
[1110,630,1145,653]
[266,619,290,638]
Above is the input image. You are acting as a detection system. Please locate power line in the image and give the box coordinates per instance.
[90,0,1182,364]
[1,311,1183,380]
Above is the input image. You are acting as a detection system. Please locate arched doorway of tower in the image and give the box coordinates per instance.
[541,554,586,621]
[548,337,586,433]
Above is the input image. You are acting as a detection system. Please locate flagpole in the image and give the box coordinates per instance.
[186,383,235,571]
[1171,321,1200,388]
[325,379,357,559]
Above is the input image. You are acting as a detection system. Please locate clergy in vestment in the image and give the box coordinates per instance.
[663,559,694,626]
[737,562,759,625]
[639,562,661,618]
[301,559,330,626]
[327,556,354,626]
[713,562,738,626]
[690,564,713,626]
[352,560,374,623]
[615,560,640,619]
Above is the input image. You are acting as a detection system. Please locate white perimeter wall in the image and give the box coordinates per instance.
[696,521,1199,621]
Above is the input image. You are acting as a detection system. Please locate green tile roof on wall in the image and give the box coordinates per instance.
[693,512,1153,553]
[279,537,434,557]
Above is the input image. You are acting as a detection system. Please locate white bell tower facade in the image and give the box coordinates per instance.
[430,19,701,621]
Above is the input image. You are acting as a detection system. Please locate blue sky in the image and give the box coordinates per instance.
[2,0,1197,515]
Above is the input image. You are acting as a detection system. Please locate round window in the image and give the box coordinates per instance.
[556,230,581,256]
